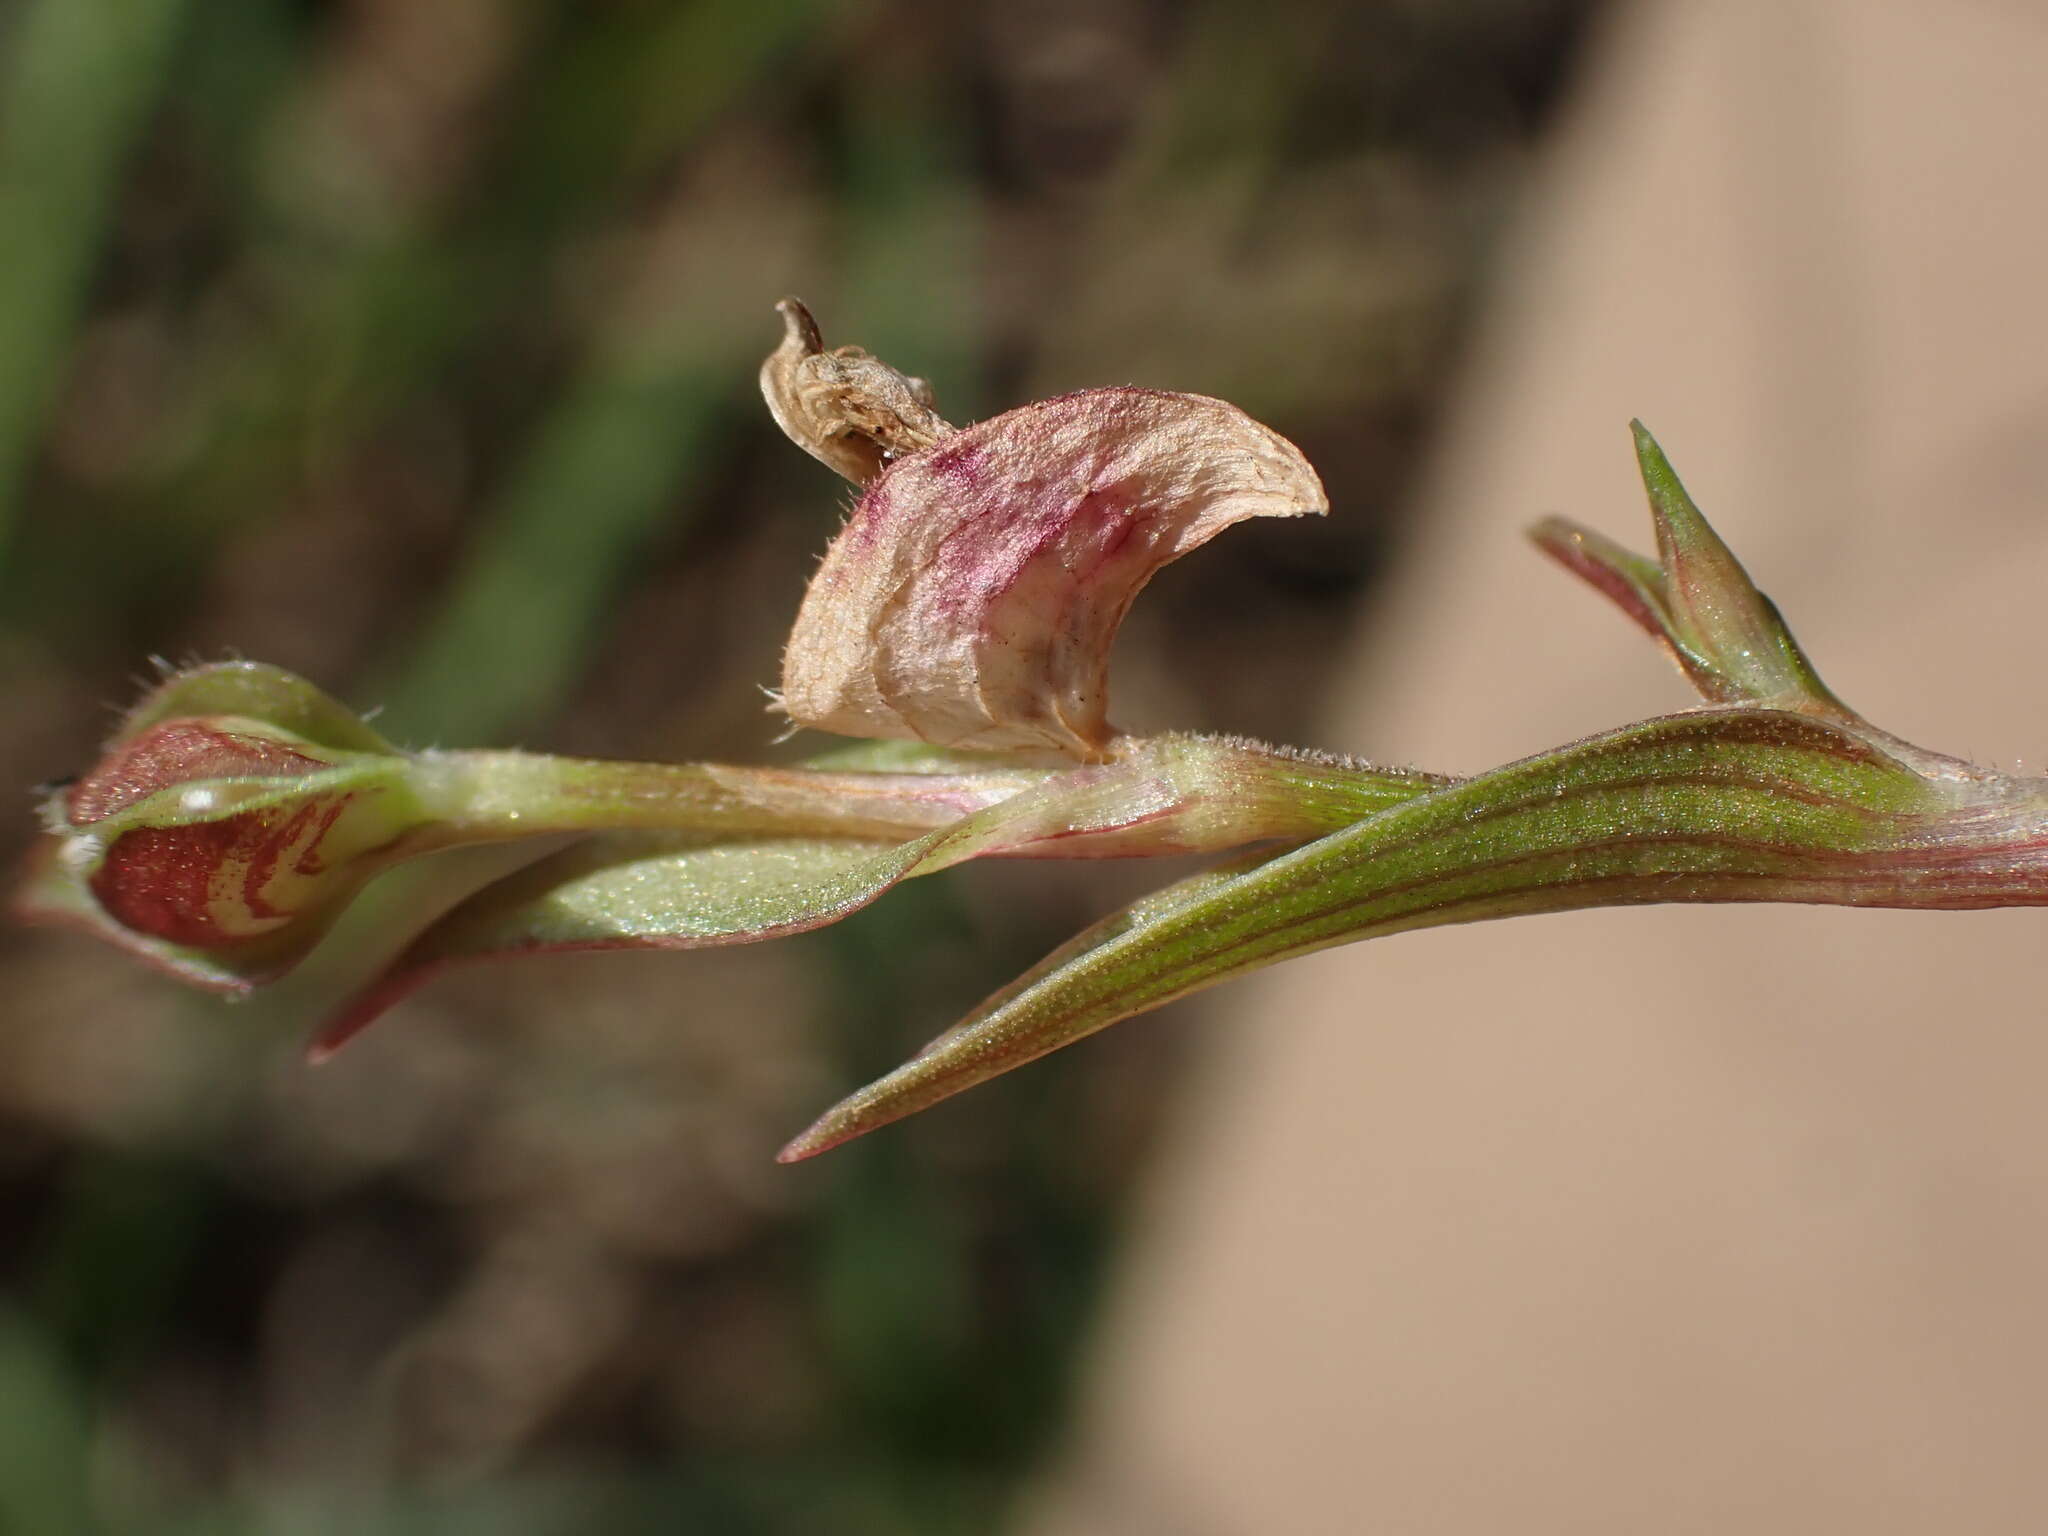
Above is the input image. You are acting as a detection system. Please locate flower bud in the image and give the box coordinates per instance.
[60,716,423,947]
[17,662,430,992]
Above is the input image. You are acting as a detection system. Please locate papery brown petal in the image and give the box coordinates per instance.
[779,387,1328,760]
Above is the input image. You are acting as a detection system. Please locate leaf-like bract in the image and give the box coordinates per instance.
[779,707,2028,1158]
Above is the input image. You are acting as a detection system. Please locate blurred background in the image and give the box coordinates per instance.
[0,2,1598,1531]
[19,2,2048,1532]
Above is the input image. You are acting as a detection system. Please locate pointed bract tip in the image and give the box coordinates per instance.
[1628,420,1688,505]
[774,1127,837,1164]
[1526,513,1585,559]
[305,963,432,1062]
[304,1009,369,1064]
[1531,421,1856,720]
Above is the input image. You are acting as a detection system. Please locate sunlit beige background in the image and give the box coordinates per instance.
[1027,2,2048,1532]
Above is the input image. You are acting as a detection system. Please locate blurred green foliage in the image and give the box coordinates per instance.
[0,1,1592,1529]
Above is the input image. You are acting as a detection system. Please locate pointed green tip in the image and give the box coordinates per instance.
[1629,419,1683,500]
[1626,420,1714,575]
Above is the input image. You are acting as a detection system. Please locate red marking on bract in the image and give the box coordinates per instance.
[241,805,293,918]
[89,790,360,946]
[68,721,326,825]
[90,816,263,946]
[240,801,322,923]
[295,799,349,876]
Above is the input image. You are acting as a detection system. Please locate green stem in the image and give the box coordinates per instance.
[408,750,1050,843]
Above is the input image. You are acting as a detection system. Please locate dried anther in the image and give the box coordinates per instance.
[758,296,954,483]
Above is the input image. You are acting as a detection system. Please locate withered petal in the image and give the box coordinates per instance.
[779,386,1328,760]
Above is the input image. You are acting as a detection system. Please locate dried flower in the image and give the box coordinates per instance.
[768,298,1328,760]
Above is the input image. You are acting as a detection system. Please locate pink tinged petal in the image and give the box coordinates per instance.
[780,387,1328,760]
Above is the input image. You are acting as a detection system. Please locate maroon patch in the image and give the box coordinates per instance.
[924,439,986,489]
[68,721,326,825]
[90,815,265,946]
[87,790,357,947]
